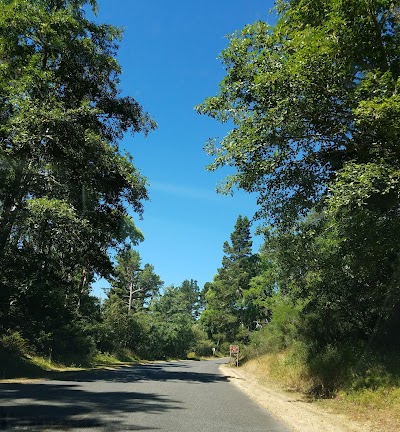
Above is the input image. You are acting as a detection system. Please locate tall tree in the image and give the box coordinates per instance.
[109,247,163,315]
[0,0,155,356]
[196,0,400,356]
[201,216,258,343]
[196,0,400,227]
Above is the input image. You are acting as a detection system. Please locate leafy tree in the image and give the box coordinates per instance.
[98,294,143,354]
[196,0,400,227]
[137,280,201,358]
[150,280,201,319]
[266,201,400,351]
[0,0,155,358]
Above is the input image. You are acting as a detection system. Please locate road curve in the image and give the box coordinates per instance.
[0,358,289,431]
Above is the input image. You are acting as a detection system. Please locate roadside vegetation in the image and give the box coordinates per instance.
[1,1,400,430]
[196,0,400,430]
[0,0,211,378]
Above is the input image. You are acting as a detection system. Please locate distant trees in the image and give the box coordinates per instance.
[100,276,204,359]
[142,280,202,358]
[109,247,163,315]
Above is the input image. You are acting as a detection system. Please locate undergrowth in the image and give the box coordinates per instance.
[241,341,400,431]
[0,331,139,379]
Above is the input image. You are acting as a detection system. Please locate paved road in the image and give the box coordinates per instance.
[0,359,289,432]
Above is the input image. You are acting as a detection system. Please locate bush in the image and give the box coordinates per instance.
[193,339,215,357]
[304,342,400,397]
[32,321,98,366]
[0,330,28,355]
[246,296,302,357]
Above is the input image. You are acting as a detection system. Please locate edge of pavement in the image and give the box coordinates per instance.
[219,363,374,432]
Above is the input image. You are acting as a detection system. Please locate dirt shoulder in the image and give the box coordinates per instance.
[219,363,375,432]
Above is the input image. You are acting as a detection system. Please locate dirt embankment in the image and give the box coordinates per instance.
[220,363,375,432]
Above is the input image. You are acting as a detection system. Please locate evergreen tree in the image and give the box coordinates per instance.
[201,216,258,343]
[109,247,163,315]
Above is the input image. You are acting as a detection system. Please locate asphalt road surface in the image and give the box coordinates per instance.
[0,358,289,432]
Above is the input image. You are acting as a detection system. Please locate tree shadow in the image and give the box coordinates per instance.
[50,361,230,385]
[0,381,181,430]
[0,360,230,430]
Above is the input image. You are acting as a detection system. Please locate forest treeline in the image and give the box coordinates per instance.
[0,0,210,367]
[1,0,400,396]
[198,0,400,395]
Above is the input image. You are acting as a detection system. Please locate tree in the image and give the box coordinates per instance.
[0,0,155,358]
[196,0,400,227]
[150,280,201,320]
[178,279,202,319]
[109,247,163,315]
[137,280,201,359]
[201,216,259,343]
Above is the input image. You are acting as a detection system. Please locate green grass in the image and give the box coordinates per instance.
[0,349,142,381]
[93,350,139,365]
[0,350,80,380]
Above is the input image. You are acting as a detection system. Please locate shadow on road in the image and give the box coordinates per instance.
[0,361,228,430]
[50,362,230,385]
[0,381,179,430]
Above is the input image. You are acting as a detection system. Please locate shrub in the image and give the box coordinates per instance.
[246,296,302,357]
[0,330,28,355]
[194,339,215,357]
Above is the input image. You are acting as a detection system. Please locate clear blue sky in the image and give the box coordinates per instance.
[92,0,276,295]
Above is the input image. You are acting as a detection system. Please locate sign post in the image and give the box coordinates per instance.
[229,345,239,367]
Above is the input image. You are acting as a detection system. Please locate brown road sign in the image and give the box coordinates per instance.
[230,345,239,354]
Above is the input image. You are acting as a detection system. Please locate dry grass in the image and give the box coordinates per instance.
[317,387,400,432]
[241,350,313,393]
[240,352,400,432]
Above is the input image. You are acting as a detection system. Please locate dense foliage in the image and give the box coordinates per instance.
[0,0,155,362]
[2,0,400,391]
[0,0,212,366]
[201,216,261,345]
[197,0,400,226]
[198,0,400,391]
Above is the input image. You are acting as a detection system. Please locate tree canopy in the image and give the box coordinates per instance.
[0,0,155,360]
[197,0,400,227]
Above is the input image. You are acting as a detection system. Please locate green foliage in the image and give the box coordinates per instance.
[135,311,194,359]
[0,0,155,365]
[139,280,202,359]
[98,294,142,353]
[197,0,400,227]
[305,343,400,397]
[201,216,261,343]
[197,0,400,402]
[266,204,400,349]
[192,332,215,357]
[108,247,163,315]
[247,294,302,356]
[0,330,28,355]
[97,279,202,360]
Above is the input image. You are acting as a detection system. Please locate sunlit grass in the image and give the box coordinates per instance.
[241,349,400,432]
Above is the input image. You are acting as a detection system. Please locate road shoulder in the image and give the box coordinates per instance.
[219,363,374,432]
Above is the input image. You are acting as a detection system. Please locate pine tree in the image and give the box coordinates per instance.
[201,216,258,343]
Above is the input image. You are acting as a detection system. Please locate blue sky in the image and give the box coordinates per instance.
[92,0,276,295]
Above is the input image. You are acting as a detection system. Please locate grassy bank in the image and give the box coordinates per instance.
[0,348,141,381]
[240,349,400,432]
